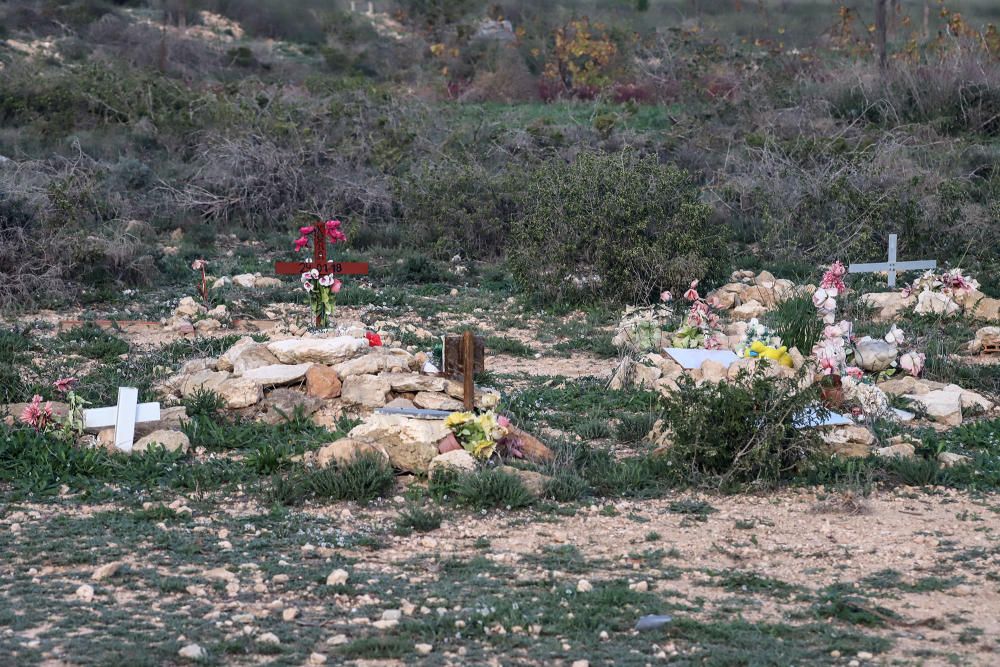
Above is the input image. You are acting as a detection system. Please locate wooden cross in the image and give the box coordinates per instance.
[848,234,937,288]
[443,332,485,410]
[83,387,161,453]
[274,222,369,326]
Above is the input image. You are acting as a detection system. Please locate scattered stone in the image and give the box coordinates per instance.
[194,318,222,333]
[969,326,1000,354]
[499,466,550,497]
[178,643,206,660]
[348,413,449,473]
[175,296,205,318]
[308,653,327,665]
[306,365,342,399]
[268,336,369,365]
[902,389,963,427]
[938,452,971,468]
[415,643,433,655]
[875,441,916,459]
[571,661,589,667]
[75,583,95,602]
[576,579,593,593]
[133,430,190,454]
[732,299,768,320]
[92,562,121,581]
[326,569,349,586]
[820,425,874,458]
[429,449,477,477]
[218,337,280,374]
[859,291,915,321]
[256,632,280,645]
[914,290,960,316]
[315,438,389,469]
[382,609,402,622]
[341,374,392,408]
[327,634,348,645]
[282,608,298,621]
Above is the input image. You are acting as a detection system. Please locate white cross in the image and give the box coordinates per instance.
[83,387,161,453]
[848,234,936,288]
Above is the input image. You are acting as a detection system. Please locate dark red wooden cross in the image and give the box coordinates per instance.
[274,221,369,326]
[274,222,369,278]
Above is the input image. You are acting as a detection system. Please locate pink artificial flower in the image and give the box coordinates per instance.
[319,274,336,287]
[819,356,837,375]
[821,260,847,292]
[497,415,511,428]
[53,377,77,393]
[846,366,864,380]
[684,280,699,302]
[191,259,206,271]
[660,290,672,302]
[21,395,53,431]
[692,300,709,315]
[325,219,341,230]
[705,336,721,350]
[687,311,704,327]
[300,226,316,235]
[302,281,314,292]
[309,268,320,279]
[707,313,720,328]
[899,352,925,377]
[293,236,310,252]
[330,279,342,294]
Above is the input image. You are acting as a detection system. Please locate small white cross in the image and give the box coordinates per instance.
[83,387,161,453]
[848,234,937,288]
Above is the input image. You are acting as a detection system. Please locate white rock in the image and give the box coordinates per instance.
[412,392,465,411]
[232,273,257,289]
[341,374,392,408]
[429,450,477,477]
[180,370,231,397]
[268,337,369,365]
[914,290,960,316]
[308,653,328,665]
[75,583,95,602]
[875,442,915,459]
[904,390,963,426]
[216,376,264,409]
[133,430,190,454]
[256,632,280,645]
[938,452,971,468]
[415,643,433,655]
[576,579,593,593]
[241,363,313,387]
[178,643,206,660]
[326,569,349,586]
[92,562,121,582]
[382,609,402,621]
[175,296,205,318]
[349,414,450,473]
[859,291,915,321]
[379,372,447,393]
[333,349,416,377]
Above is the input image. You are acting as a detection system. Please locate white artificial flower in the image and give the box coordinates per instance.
[884,325,904,346]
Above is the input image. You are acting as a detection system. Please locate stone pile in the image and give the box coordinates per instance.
[861,288,1000,322]
[707,270,801,320]
[158,332,501,419]
[164,297,229,334]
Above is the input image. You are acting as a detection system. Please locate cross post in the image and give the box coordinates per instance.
[274,222,370,327]
[83,387,161,453]
[848,234,936,288]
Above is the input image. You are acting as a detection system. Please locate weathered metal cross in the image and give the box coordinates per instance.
[848,234,937,288]
[274,221,369,326]
[83,387,161,453]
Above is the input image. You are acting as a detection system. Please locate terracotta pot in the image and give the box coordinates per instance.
[818,374,844,409]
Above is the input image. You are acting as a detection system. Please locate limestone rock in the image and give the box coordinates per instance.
[914,290,960,316]
[194,318,222,333]
[242,363,313,387]
[315,438,389,469]
[443,379,501,408]
[700,359,728,383]
[132,405,187,438]
[609,358,661,390]
[217,376,264,409]
[254,276,283,289]
[971,296,1000,321]
[821,425,874,458]
[941,384,994,413]
[903,389,963,426]
[732,299,767,320]
[412,392,465,411]
[179,358,216,375]
[853,338,897,372]
[218,338,280,375]
[133,429,190,454]
[178,644,206,661]
[348,413,450,473]
[508,426,555,463]
[938,452,971,468]
[875,441,916,459]
[859,291,916,321]
[341,374,391,408]
[181,370,231,397]
[380,372,447,393]
[232,273,257,289]
[306,365,342,399]
[428,449,477,477]
[499,465,550,496]
[384,397,415,409]
[175,296,205,318]
[969,326,1000,354]
[257,389,324,424]
[333,348,415,377]
[268,336,369,365]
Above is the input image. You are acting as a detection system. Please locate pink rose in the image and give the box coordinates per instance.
[293,236,310,252]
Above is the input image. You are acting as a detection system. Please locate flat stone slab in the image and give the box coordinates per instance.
[241,363,313,387]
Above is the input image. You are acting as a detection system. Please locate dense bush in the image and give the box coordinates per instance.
[510,151,719,304]
[657,369,825,490]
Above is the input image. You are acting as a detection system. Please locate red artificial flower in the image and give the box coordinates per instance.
[53,377,77,393]
[293,236,310,252]
[365,331,382,347]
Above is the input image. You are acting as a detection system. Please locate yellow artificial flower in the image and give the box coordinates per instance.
[445,412,474,428]
[471,440,496,460]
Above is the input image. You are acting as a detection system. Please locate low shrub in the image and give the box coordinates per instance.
[657,368,824,490]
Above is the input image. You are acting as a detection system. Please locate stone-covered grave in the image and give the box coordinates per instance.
[611,269,999,465]
[109,323,557,488]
